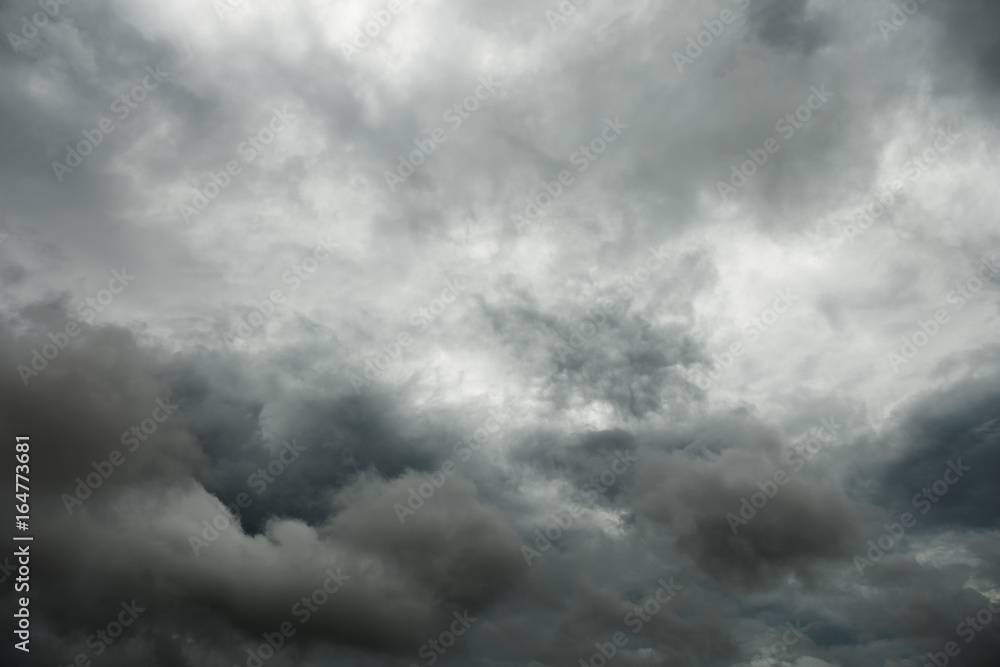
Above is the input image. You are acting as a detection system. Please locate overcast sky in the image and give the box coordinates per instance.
[1,0,999,666]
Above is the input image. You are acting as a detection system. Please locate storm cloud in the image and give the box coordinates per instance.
[1,0,999,666]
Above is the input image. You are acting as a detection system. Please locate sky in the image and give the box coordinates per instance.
[0,0,999,666]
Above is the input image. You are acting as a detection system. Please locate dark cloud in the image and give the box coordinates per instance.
[2,0,1000,665]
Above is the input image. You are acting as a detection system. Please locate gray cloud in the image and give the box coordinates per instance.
[1,0,1000,665]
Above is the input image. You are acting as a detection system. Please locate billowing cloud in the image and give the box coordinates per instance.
[1,0,999,666]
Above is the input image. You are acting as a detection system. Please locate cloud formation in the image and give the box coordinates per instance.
[1,0,999,665]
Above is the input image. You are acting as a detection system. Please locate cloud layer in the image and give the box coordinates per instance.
[1,0,999,666]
